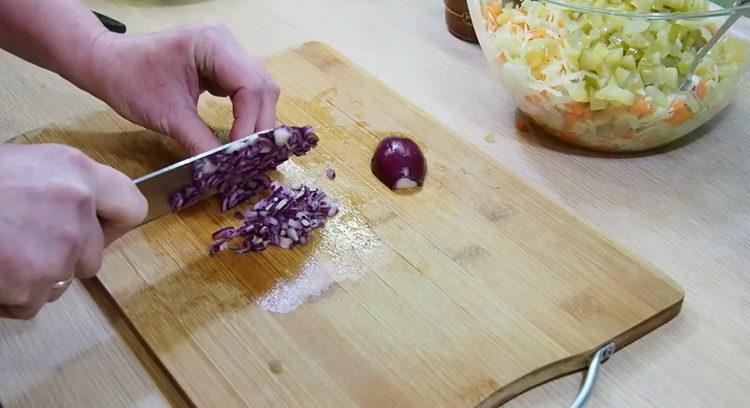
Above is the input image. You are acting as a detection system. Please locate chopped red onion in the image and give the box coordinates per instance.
[219,174,271,213]
[325,167,336,179]
[208,182,339,255]
[169,126,318,212]
[370,136,426,190]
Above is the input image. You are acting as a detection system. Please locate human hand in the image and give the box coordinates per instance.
[79,23,280,155]
[0,144,147,319]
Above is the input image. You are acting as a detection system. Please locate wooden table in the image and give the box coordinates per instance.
[1,1,748,407]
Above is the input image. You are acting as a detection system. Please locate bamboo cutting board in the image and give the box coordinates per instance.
[15,42,683,407]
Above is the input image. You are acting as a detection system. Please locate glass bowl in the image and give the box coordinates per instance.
[467,0,750,152]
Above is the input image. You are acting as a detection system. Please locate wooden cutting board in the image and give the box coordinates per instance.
[14,42,683,407]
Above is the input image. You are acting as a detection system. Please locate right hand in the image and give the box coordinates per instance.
[0,143,147,319]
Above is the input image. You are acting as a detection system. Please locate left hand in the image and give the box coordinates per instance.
[79,23,280,155]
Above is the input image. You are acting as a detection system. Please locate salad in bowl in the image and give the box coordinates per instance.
[468,0,750,151]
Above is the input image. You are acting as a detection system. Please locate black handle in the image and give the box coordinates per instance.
[93,11,126,34]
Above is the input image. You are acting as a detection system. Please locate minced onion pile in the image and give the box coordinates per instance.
[168,125,339,255]
[170,126,318,213]
[209,182,339,255]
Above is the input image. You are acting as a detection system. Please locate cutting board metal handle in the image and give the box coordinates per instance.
[569,342,616,408]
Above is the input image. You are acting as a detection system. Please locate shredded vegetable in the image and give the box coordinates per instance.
[209,182,339,255]
[170,126,318,212]
[481,0,748,150]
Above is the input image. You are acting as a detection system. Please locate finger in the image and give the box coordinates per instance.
[256,80,280,132]
[194,34,272,140]
[92,164,148,230]
[168,108,222,154]
[74,223,105,278]
[4,285,52,320]
[48,278,73,302]
[101,220,130,248]
[229,87,261,140]
[202,77,229,97]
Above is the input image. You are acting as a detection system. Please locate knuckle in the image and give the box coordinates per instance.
[247,80,265,96]
[264,79,280,97]
[48,181,94,209]
[98,164,131,186]
[183,139,201,155]
[55,144,93,172]
[199,22,230,39]
[28,259,61,282]
[21,248,74,283]
[54,224,82,246]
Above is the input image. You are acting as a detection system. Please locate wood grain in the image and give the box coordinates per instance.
[13,42,683,407]
[3,1,750,407]
[0,280,188,408]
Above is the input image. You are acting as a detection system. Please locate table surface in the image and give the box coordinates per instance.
[1,1,748,407]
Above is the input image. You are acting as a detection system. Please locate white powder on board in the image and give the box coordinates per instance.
[255,176,391,313]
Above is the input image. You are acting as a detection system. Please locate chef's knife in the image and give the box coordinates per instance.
[133,129,271,226]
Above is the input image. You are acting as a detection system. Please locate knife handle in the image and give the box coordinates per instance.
[93,11,127,34]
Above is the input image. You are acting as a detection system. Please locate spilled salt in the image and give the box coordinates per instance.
[255,181,391,314]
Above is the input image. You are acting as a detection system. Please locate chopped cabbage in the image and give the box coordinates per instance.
[481,0,748,151]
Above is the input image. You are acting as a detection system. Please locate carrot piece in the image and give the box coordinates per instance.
[565,113,580,127]
[484,4,502,31]
[528,29,549,39]
[486,19,498,31]
[629,96,653,118]
[665,100,693,127]
[526,93,547,104]
[566,102,590,117]
[516,117,530,132]
[694,80,708,100]
[557,131,581,144]
[496,54,507,65]
[487,4,502,19]
[600,106,627,121]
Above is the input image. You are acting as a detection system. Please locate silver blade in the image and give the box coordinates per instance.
[133,129,272,226]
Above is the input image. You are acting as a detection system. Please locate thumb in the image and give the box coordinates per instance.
[168,109,221,155]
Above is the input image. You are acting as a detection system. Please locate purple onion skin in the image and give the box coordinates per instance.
[325,167,336,180]
[370,136,426,190]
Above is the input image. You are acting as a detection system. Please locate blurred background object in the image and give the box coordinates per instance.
[93,10,126,33]
[444,0,478,43]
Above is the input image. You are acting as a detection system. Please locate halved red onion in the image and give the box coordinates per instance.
[208,182,339,255]
[370,136,426,190]
[170,126,318,212]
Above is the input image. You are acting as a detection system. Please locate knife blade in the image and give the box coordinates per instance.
[133,129,272,226]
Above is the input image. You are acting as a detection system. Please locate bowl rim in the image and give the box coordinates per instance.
[468,0,750,21]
